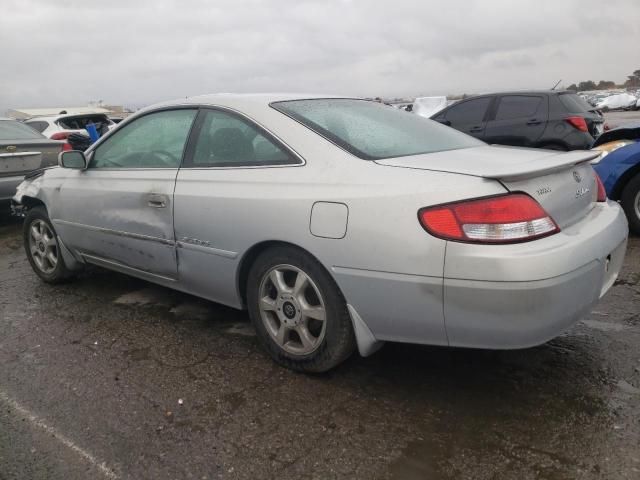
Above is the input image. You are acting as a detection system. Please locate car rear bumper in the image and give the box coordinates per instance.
[443,201,628,348]
[336,201,628,351]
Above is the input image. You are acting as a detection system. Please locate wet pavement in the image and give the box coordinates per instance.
[0,216,639,480]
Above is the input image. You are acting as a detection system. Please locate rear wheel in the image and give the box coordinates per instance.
[246,246,356,372]
[23,207,73,283]
[621,174,640,235]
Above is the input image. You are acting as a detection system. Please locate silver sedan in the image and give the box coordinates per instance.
[13,94,628,372]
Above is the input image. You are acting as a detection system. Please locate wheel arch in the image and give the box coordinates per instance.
[610,162,640,200]
[236,240,335,308]
[19,195,47,211]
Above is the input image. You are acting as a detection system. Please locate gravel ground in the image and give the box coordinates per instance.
[0,214,639,480]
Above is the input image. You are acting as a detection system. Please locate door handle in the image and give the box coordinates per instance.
[469,126,484,133]
[526,119,542,125]
[147,193,168,208]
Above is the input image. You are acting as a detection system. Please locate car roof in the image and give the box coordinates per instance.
[140,93,351,113]
[26,112,111,121]
[458,90,572,99]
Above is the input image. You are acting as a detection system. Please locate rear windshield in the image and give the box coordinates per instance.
[0,120,44,140]
[58,115,111,130]
[558,93,593,113]
[271,99,483,160]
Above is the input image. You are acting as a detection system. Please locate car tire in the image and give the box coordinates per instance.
[23,206,74,283]
[621,174,640,236]
[246,246,356,373]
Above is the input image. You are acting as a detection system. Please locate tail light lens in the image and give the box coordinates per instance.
[595,173,607,202]
[565,116,588,132]
[50,132,69,140]
[419,194,560,244]
[61,142,72,151]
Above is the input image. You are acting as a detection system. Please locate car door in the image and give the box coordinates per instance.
[173,107,302,306]
[52,108,198,279]
[434,97,493,139]
[483,94,547,147]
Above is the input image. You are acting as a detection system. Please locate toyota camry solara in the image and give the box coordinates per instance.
[13,94,628,372]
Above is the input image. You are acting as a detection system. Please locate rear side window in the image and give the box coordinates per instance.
[0,120,44,140]
[495,96,543,120]
[558,93,592,113]
[24,121,49,133]
[187,109,297,167]
[445,97,492,124]
[272,99,483,160]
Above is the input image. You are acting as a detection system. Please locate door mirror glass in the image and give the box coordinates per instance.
[59,150,87,169]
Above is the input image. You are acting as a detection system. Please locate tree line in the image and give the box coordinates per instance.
[567,69,640,92]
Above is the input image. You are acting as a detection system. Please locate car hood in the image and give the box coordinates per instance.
[374,145,599,181]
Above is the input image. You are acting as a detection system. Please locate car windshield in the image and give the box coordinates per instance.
[271,99,483,160]
[0,120,44,141]
[558,93,593,113]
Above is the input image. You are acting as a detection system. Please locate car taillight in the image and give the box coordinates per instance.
[50,132,69,140]
[418,194,560,244]
[565,116,588,132]
[603,123,610,131]
[595,173,606,202]
[62,142,72,151]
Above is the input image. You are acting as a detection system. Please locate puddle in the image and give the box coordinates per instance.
[224,323,255,336]
[581,319,628,332]
[114,287,175,307]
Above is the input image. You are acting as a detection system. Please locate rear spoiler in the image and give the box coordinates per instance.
[485,149,600,182]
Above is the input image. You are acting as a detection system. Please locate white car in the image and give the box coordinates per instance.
[24,113,115,140]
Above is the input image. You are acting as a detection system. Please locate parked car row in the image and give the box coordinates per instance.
[0,118,67,207]
[429,90,605,151]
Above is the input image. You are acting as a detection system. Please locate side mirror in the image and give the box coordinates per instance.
[58,150,87,169]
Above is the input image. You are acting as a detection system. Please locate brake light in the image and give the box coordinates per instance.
[50,132,69,140]
[595,173,606,202]
[419,194,560,244]
[565,116,588,132]
[61,142,72,151]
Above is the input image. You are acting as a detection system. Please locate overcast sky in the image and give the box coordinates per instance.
[1,0,638,112]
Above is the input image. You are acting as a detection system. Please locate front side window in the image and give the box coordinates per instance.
[0,120,44,140]
[187,109,297,167]
[445,97,492,125]
[90,109,196,168]
[272,99,483,160]
[495,96,543,120]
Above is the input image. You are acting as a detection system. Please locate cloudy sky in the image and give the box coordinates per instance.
[0,0,638,112]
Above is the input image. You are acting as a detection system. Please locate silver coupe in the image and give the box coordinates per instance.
[13,94,628,372]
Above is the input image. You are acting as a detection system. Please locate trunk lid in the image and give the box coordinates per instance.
[375,145,600,228]
[0,139,63,177]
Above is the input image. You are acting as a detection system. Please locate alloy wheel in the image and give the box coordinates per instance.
[28,219,58,274]
[258,264,327,355]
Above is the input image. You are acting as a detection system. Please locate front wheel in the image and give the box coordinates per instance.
[246,246,356,372]
[23,207,73,283]
[621,174,640,235]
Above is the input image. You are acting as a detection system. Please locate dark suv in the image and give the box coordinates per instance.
[431,91,605,151]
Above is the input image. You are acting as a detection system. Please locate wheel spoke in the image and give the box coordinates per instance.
[33,253,44,269]
[292,272,308,298]
[275,324,288,346]
[296,325,316,350]
[302,305,326,322]
[269,269,289,295]
[30,224,41,242]
[30,245,39,256]
[46,250,57,267]
[260,296,277,311]
[44,233,57,248]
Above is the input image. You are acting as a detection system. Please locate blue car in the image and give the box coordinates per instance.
[593,122,640,235]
